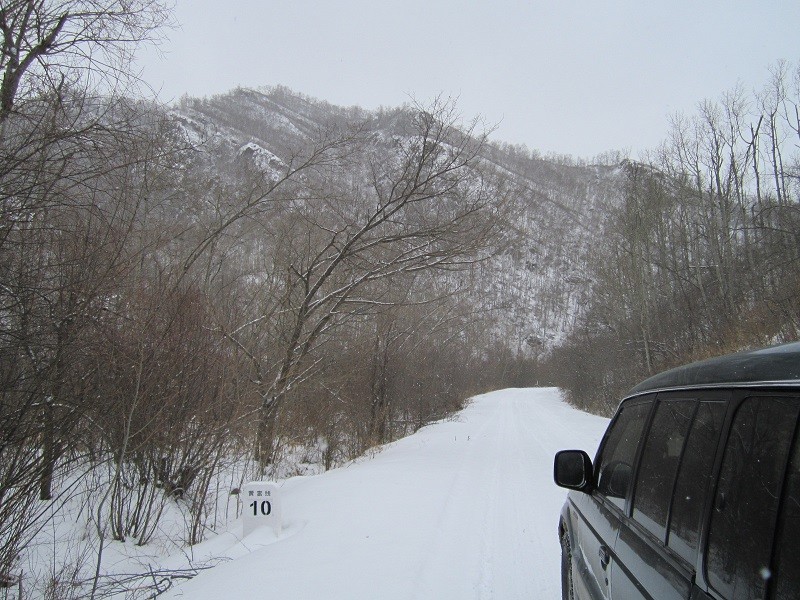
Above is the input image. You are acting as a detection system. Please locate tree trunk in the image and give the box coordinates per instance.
[255,394,280,473]
[39,398,55,501]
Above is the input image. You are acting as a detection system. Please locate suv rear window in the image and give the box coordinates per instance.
[773,426,800,598]
[706,396,800,599]
[667,400,726,563]
[631,399,694,541]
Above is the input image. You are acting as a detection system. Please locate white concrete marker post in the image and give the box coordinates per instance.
[242,481,281,537]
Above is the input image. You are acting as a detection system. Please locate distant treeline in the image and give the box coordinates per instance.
[541,61,800,414]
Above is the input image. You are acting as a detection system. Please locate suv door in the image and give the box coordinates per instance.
[610,393,727,600]
[567,397,653,599]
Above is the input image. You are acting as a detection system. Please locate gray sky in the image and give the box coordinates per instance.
[136,0,800,159]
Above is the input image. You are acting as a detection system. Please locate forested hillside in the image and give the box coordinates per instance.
[545,66,800,413]
[170,85,625,372]
[173,80,800,416]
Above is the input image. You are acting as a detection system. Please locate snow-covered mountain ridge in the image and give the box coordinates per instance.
[170,85,628,353]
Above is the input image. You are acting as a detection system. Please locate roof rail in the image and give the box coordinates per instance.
[628,342,800,396]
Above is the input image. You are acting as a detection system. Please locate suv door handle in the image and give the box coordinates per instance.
[599,545,611,570]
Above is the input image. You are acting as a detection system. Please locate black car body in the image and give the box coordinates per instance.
[554,342,800,600]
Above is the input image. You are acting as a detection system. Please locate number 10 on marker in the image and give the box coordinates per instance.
[250,500,272,516]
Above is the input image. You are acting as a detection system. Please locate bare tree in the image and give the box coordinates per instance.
[0,3,175,584]
[201,101,509,472]
[552,61,800,412]
[0,0,171,126]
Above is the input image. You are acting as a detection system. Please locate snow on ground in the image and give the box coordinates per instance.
[161,387,609,600]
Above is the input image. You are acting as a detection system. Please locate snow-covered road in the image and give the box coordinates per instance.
[164,388,609,600]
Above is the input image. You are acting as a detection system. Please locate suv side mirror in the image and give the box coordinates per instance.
[554,450,594,493]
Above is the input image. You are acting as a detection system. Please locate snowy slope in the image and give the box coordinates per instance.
[172,88,626,354]
[162,388,608,600]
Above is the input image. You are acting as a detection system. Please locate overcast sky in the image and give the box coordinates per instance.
[136,1,800,159]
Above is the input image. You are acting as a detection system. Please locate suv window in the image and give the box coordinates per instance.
[595,400,652,510]
[667,400,726,564]
[773,421,800,599]
[632,399,694,541]
[706,397,800,600]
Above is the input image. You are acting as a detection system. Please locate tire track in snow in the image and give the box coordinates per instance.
[409,400,504,599]
[508,392,562,599]
[474,391,560,599]
[412,392,565,599]
[474,401,505,598]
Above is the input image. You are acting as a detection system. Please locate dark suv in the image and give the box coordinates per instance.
[554,342,800,600]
